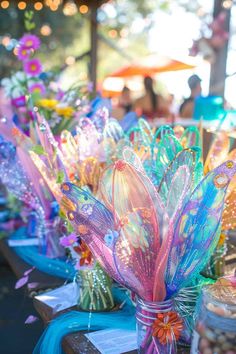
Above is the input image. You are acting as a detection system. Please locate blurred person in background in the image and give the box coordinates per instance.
[119,86,132,114]
[179,74,202,118]
[134,76,170,119]
[112,85,133,119]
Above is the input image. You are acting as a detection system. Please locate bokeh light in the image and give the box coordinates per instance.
[40,24,52,36]
[34,2,43,11]
[18,1,27,10]
[79,5,88,14]
[1,1,9,9]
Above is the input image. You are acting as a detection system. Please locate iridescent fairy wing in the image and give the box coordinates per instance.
[36,116,67,174]
[60,130,78,159]
[154,134,183,187]
[122,147,145,172]
[204,131,230,174]
[115,138,132,160]
[29,150,63,203]
[101,160,167,300]
[180,126,201,148]
[60,130,80,179]
[99,138,116,163]
[151,125,174,164]
[152,125,174,142]
[103,118,124,142]
[91,107,109,133]
[17,146,53,216]
[165,165,191,219]
[137,118,153,146]
[166,161,236,296]
[60,183,124,284]
[61,182,114,236]
[222,189,236,230]
[79,157,101,194]
[158,148,202,205]
[77,121,100,160]
[0,139,44,214]
[173,125,185,139]
[225,148,236,198]
[36,115,55,161]
[152,166,192,301]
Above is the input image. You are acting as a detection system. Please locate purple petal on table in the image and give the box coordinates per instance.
[15,276,29,289]
[24,266,35,276]
[24,315,38,324]
[28,282,39,289]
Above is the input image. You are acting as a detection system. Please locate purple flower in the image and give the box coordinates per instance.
[24,59,42,77]
[56,89,65,101]
[17,46,31,61]
[11,95,26,108]
[60,233,77,247]
[20,34,41,50]
[29,82,46,96]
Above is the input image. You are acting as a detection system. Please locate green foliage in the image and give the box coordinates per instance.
[24,10,35,31]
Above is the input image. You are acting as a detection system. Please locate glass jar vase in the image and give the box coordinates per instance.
[136,298,184,354]
[77,263,114,312]
[192,282,236,354]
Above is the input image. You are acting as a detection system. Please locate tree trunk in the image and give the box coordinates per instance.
[209,0,231,97]
[90,1,99,93]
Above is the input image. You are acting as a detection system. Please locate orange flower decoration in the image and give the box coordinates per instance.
[75,241,92,266]
[11,127,21,137]
[152,311,183,345]
[78,224,88,235]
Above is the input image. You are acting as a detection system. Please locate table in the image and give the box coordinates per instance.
[33,286,191,354]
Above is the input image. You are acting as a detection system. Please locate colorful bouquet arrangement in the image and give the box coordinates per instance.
[1,12,92,135]
[201,131,236,278]
[0,118,65,258]
[59,126,236,353]
[60,234,114,312]
[25,111,124,310]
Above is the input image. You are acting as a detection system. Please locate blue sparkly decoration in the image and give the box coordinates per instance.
[33,287,135,354]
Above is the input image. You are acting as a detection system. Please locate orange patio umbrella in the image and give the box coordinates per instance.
[108,54,196,78]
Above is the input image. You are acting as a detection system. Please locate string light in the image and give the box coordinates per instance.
[45,0,61,11]
[1,1,9,9]
[34,2,43,11]
[79,4,88,14]
[18,1,27,10]
[63,0,78,16]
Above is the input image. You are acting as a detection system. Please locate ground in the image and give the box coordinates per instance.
[0,254,44,354]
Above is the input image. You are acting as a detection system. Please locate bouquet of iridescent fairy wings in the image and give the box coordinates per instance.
[59,124,236,353]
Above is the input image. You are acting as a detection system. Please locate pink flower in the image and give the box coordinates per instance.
[59,233,77,247]
[17,46,31,61]
[29,82,46,96]
[24,59,42,77]
[20,34,41,50]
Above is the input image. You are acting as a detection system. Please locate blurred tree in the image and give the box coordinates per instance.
[0,0,229,95]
